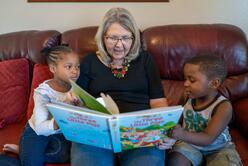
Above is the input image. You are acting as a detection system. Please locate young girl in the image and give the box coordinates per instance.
[2,45,80,166]
[168,55,242,166]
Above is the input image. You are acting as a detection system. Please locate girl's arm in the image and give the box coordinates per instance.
[172,101,232,146]
[31,91,60,136]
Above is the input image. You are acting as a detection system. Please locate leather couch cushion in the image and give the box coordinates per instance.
[233,98,248,137]
[27,64,53,119]
[230,128,248,164]
[0,30,61,64]
[61,26,98,59]
[0,118,26,153]
[0,58,29,128]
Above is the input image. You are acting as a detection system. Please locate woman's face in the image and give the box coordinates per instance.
[104,23,133,62]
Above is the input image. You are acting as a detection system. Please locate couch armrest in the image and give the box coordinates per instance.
[233,98,248,138]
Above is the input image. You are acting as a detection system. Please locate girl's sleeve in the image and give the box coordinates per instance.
[31,90,60,136]
[144,52,165,99]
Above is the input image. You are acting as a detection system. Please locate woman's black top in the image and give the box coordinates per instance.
[77,50,165,113]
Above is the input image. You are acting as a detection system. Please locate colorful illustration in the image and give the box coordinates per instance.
[120,121,176,150]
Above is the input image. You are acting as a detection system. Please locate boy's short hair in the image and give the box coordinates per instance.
[186,54,227,83]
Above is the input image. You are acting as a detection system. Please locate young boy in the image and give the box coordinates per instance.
[168,54,242,166]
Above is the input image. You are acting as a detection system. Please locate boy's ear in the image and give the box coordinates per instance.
[49,64,56,74]
[209,78,221,89]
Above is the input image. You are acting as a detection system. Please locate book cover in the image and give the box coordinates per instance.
[48,103,113,150]
[48,81,183,152]
[48,102,183,153]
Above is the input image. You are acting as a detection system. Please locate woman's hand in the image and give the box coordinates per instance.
[156,137,176,150]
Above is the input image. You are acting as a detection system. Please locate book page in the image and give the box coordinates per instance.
[117,106,182,117]
[70,80,111,114]
[100,93,119,114]
[48,103,113,150]
[114,106,183,151]
[50,100,107,116]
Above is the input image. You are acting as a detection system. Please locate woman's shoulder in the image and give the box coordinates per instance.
[139,49,150,57]
[133,49,155,66]
[80,52,101,71]
[134,49,149,61]
[81,52,97,61]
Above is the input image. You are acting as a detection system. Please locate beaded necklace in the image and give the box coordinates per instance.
[109,59,130,79]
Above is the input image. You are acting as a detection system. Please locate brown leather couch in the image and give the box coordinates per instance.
[0,24,247,166]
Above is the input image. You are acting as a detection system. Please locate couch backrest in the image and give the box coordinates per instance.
[0,30,61,64]
[61,26,98,59]
[61,24,248,106]
[142,24,248,105]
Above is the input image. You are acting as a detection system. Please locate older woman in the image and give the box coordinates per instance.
[72,7,174,166]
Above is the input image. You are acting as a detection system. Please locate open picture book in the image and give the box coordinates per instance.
[47,81,183,153]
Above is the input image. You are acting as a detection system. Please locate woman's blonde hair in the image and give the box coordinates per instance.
[95,7,141,64]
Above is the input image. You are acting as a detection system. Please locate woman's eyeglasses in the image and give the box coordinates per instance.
[105,35,133,45]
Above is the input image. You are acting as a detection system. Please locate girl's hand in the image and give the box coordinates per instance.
[65,92,83,106]
[156,137,176,150]
[53,120,59,130]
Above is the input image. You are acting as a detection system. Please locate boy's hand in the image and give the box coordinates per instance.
[171,124,185,140]
[156,137,176,150]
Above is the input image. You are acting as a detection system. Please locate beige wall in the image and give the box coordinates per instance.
[0,0,248,36]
